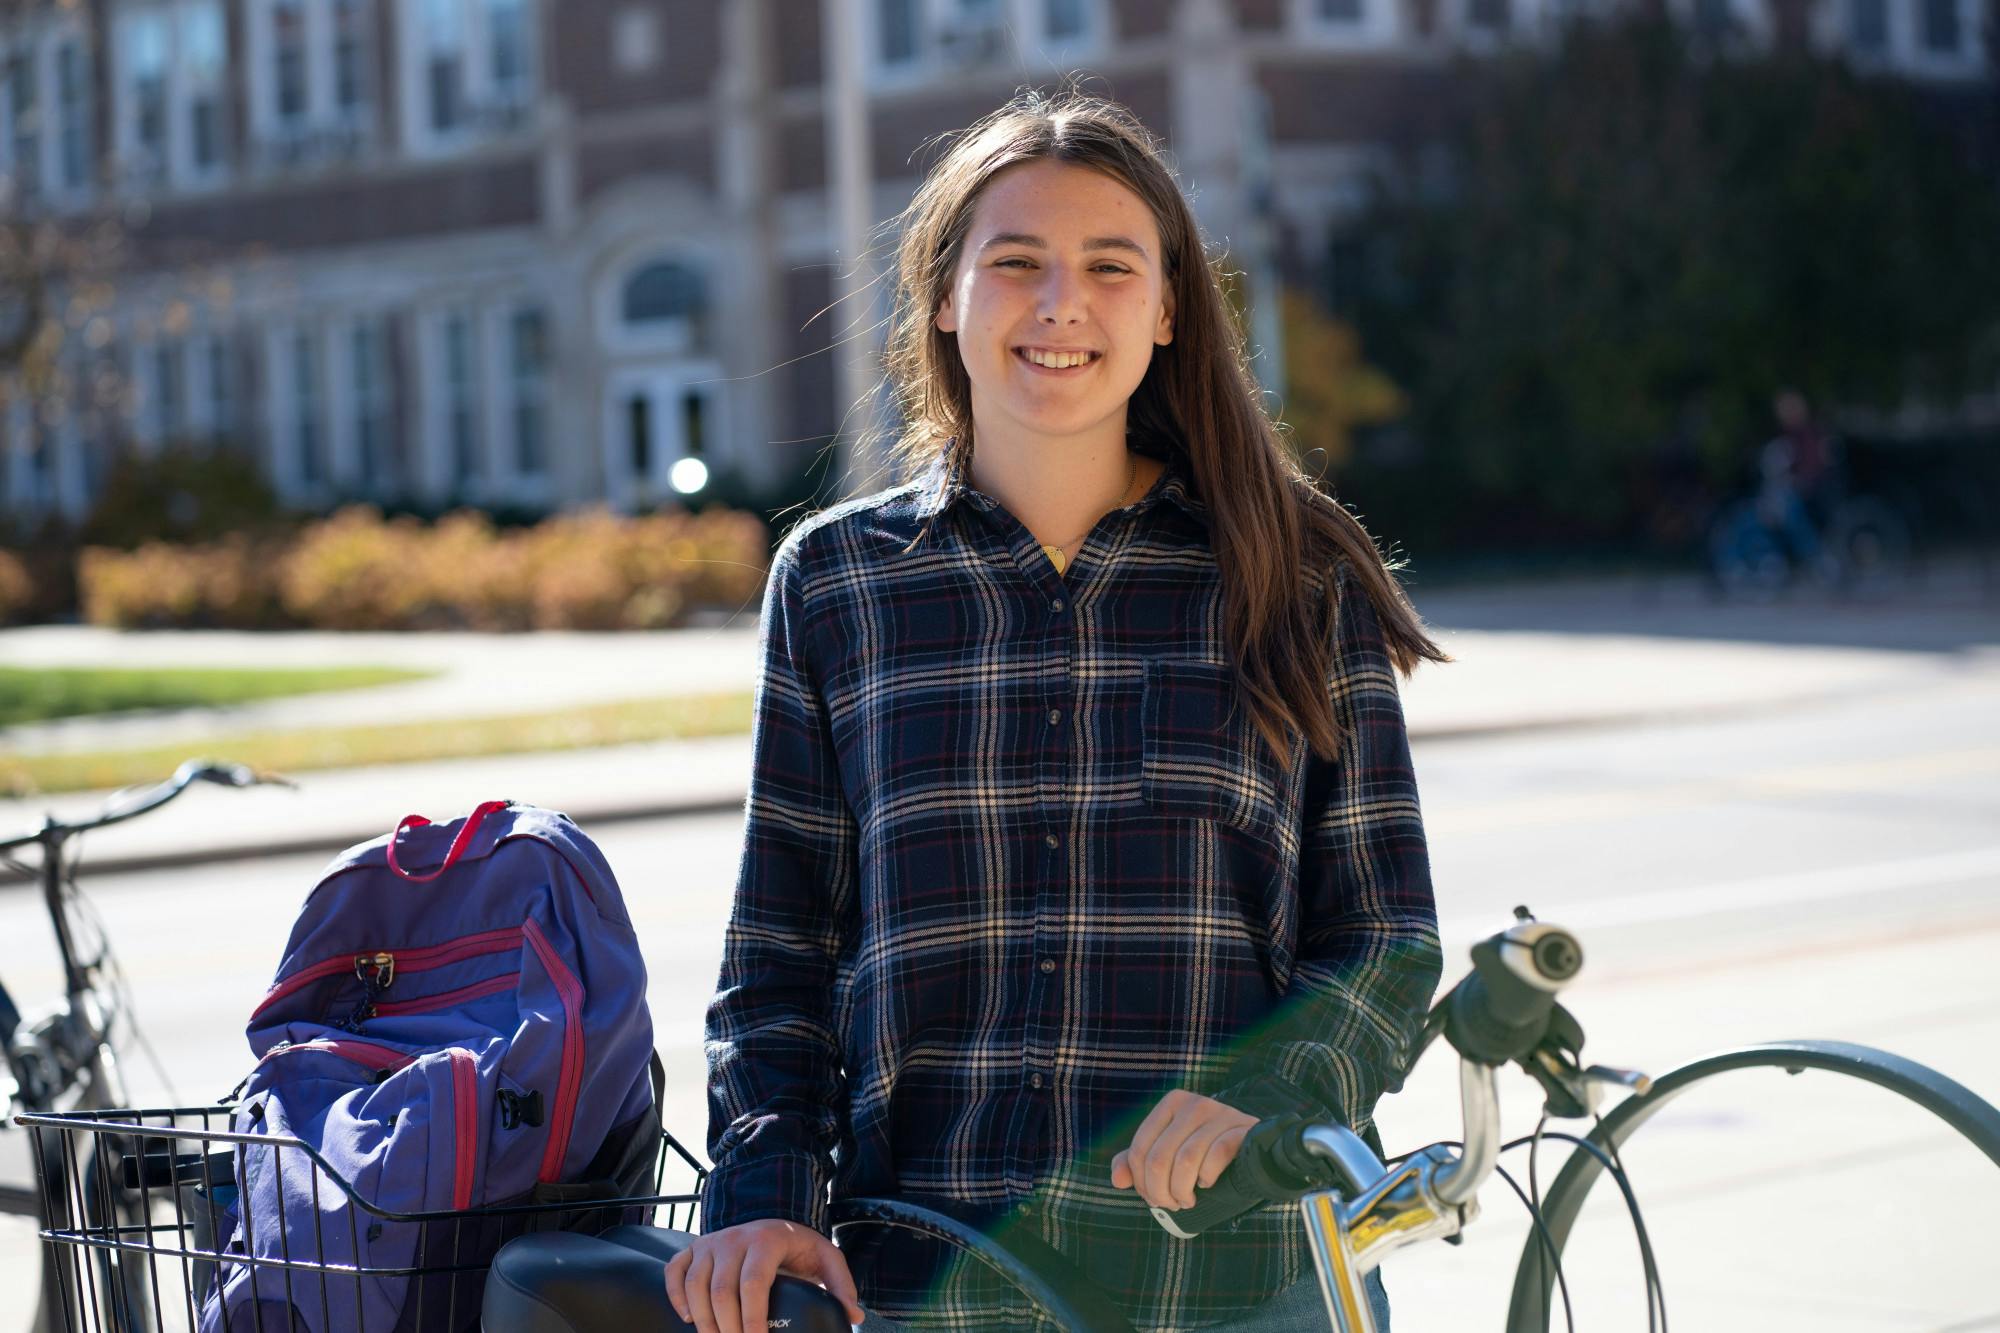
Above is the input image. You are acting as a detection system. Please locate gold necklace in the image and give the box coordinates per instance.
[1038,453,1140,576]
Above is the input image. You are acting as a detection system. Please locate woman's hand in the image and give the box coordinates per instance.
[663,1218,866,1333]
[1109,1089,1257,1211]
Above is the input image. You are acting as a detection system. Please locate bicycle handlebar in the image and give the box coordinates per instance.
[0,759,294,854]
[1154,911,1596,1241]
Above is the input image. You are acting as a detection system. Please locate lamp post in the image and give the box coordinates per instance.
[823,0,884,498]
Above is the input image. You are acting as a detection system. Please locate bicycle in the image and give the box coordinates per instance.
[2,760,287,1333]
[22,908,2000,1332]
[483,910,2000,1332]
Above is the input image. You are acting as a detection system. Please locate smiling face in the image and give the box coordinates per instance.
[934,159,1175,451]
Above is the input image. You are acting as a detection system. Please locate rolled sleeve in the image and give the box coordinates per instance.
[1218,566,1443,1133]
[702,538,859,1233]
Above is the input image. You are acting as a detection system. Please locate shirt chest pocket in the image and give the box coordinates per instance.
[1141,660,1288,834]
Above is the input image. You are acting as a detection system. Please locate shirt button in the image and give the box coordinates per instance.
[1047,708,1062,725]
[1050,597,1065,613]
[1039,958,1056,974]
[1030,1073,1045,1089]
[1044,834,1059,849]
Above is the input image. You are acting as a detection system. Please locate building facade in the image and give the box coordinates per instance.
[0,0,1991,521]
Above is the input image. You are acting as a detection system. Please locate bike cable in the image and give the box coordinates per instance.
[1492,1160,1577,1333]
[62,840,182,1107]
[1593,1109,1667,1332]
[1516,1124,1667,1332]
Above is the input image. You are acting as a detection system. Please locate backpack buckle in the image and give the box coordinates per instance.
[498,1088,544,1130]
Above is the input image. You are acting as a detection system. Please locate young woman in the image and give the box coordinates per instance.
[670,90,1446,1333]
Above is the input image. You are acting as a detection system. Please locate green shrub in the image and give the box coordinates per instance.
[79,444,288,549]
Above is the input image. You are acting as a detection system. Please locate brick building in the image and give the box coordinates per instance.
[0,0,1990,521]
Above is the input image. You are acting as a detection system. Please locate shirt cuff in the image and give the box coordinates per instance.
[699,1151,829,1235]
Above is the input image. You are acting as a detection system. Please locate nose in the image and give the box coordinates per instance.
[1036,264,1087,326]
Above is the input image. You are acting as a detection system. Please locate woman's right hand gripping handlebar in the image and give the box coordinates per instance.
[664,1219,868,1333]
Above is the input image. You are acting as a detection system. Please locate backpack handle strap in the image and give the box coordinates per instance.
[388,800,511,882]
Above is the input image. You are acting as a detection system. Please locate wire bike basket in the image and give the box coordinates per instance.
[17,1101,707,1333]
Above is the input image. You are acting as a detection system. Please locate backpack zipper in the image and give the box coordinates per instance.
[448,1047,478,1210]
[371,971,521,1018]
[522,918,585,1184]
[253,926,526,1021]
[260,1038,414,1072]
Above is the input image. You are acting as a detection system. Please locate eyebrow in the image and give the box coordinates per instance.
[976,232,1150,260]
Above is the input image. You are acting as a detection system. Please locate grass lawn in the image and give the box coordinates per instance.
[0,665,437,727]
[1,691,756,796]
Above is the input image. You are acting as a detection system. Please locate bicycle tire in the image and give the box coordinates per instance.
[1503,1039,2000,1333]
[829,1197,1140,1333]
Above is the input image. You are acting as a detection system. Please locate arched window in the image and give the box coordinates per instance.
[620,261,704,326]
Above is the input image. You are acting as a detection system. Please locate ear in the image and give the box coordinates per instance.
[935,287,957,335]
[1154,287,1174,346]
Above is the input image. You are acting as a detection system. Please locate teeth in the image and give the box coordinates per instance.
[1023,348,1093,369]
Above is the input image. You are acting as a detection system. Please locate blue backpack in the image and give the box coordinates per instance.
[200,801,657,1333]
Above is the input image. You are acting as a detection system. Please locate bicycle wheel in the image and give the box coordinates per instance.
[1504,1040,2000,1332]
[828,1198,1140,1333]
[1827,496,1914,600]
[28,1060,161,1333]
[1705,502,1790,602]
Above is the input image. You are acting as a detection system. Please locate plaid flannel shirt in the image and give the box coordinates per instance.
[703,448,1441,1331]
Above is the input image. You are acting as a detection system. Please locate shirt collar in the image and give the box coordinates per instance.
[912,439,1211,528]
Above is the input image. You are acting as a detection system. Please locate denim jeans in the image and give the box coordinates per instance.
[855,1269,1389,1331]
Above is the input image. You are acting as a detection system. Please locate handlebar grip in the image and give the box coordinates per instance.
[1150,1156,1271,1239]
[1150,1115,1323,1240]
[1443,924,1581,1065]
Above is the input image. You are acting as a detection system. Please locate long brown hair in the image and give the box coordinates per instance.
[877,89,1446,767]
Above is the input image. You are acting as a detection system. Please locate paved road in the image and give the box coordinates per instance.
[4,662,1996,1330]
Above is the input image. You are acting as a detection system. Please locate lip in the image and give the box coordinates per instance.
[1013,347,1102,375]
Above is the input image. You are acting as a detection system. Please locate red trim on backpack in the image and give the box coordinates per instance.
[449,1048,478,1211]
[387,800,512,883]
[372,971,520,1018]
[522,918,585,1184]
[252,925,525,1020]
[260,1038,414,1071]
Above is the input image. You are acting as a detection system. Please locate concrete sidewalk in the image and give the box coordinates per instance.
[3,569,1991,876]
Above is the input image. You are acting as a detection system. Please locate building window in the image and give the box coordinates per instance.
[441,312,481,488]
[1045,0,1088,40]
[347,318,393,489]
[878,0,922,62]
[1847,0,1889,54]
[273,0,310,127]
[248,0,374,170]
[423,0,465,133]
[508,307,548,478]
[54,39,89,192]
[406,0,534,151]
[195,333,237,442]
[183,4,227,175]
[6,47,40,201]
[622,262,705,326]
[332,0,372,116]
[1321,0,1364,21]
[153,339,186,443]
[1468,0,1511,32]
[115,4,230,189]
[1920,0,1962,54]
[291,330,324,489]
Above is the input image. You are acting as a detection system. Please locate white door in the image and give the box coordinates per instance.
[601,362,724,509]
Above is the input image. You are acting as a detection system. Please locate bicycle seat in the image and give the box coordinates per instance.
[481,1226,851,1332]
